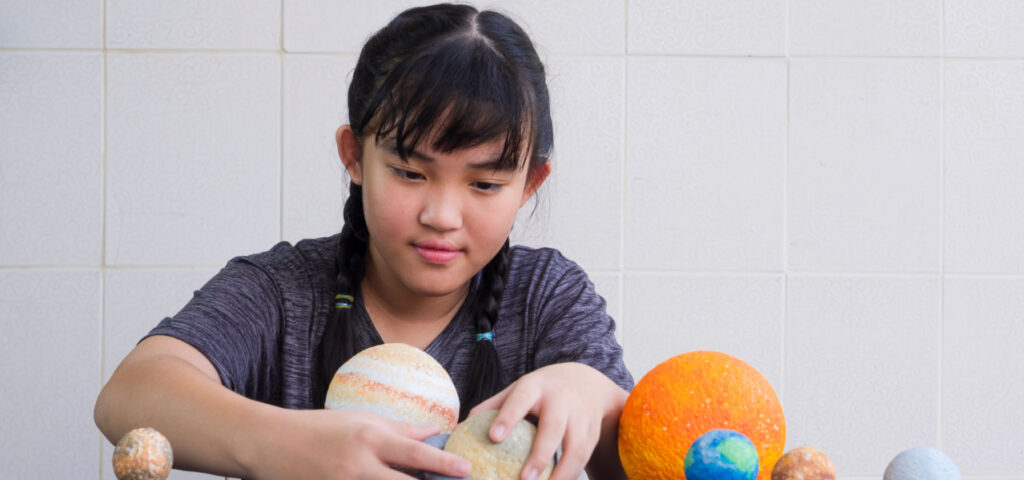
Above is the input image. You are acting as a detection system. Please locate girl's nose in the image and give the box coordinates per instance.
[419,188,463,231]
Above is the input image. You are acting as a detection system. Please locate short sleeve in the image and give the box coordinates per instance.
[146,258,282,403]
[531,258,634,392]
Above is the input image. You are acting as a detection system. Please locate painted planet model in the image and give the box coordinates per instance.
[883,446,961,480]
[427,410,552,480]
[112,427,173,480]
[618,350,785,480]
[684,429,760,480]
[771,446,836,480]
[325,343,460,433]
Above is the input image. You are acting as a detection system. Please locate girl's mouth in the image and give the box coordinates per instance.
[414,244,461,264]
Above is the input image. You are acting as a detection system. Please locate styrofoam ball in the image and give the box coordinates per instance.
[883,446,961,480]
[771,446,835,480]
[439,410,552,480]
[326,343,460,433]
[112,427,173,480]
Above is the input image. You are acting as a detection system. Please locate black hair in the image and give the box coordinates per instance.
[314,3,553,417]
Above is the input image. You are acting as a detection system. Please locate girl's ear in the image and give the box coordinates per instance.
[336,125,363,185]
[520,161,552,207]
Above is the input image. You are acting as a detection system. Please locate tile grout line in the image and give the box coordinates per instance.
[619,0,629,345]
[279,0,286,244]
[99,0,109,476]
[937,0,946,452]
[780,0,791,409]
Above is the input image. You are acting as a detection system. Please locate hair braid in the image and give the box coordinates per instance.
[461,238,510,417]
[315,183,368,406]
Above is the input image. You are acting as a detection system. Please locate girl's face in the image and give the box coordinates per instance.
[339,126,549,302]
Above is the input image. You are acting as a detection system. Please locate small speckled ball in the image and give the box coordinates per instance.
[771,447,836,480]
[883,446,961,480]
[684,429,760,480]
[112,427,173,480]
[326,343,460,433]
[438,410,552,480]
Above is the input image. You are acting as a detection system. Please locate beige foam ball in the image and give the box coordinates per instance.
[444,410,553,480]
[112,427,173,480]
[326,343,460,433]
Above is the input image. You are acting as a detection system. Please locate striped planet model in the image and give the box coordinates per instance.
[325,343,461,433]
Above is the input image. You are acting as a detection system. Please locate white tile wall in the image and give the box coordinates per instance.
[0,269,101,477]
[789,0,941,56]
[946,0,1024,58]
[626,57,786,272]
[622,273,784,386]
[284,0,424,53]
[105,53,281,266]
[282,54,356,244]
[4,2,1024,479]
[943,277,1024,476]
[628,0,786,55]
[285,0,624,55]
[512,56,624,272]
[106,0,280,50]
[788,59,941,273]
[0,53,104,266]
[0,0,103,48]
[944,61,1024,274]
[785,275,941,477]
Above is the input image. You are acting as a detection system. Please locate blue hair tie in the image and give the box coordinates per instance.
[334,293,353,309]
[476,331,493,342]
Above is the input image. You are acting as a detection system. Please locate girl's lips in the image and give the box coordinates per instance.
[414,245,461,264]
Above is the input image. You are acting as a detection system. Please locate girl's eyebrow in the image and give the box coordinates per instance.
[405,146,509,171]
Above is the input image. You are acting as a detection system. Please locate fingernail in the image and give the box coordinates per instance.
[491,424,505,441]
[524,467,539,480]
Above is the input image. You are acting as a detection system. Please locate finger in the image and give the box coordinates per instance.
[379,435,472,479]
[547,419,599,480]
[370,414,443,441]
[488,383,542,443]
[519,401,568,480]
[364,463,423,480]
[467,384,512,419]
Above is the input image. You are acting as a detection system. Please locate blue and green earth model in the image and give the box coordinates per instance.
[684,429,760,480]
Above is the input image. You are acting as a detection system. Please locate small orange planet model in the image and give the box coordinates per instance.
[618,350,786,480]
[112,427,173,480]
[772,447,836,480]
[326,343,461,433]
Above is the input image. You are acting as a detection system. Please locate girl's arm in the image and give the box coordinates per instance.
[467,362,629,480]
[95,335,472,479]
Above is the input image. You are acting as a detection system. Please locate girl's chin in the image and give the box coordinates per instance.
[404,275,474,299]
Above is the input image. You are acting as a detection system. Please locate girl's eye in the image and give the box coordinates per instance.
[472,181,503,192]
[390,167,424,181]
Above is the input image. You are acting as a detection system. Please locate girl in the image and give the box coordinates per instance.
[94,4,633,480]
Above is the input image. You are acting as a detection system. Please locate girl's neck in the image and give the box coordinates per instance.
[360,260,470,349]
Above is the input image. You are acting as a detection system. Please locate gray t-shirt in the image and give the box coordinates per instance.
[148,235,633,410]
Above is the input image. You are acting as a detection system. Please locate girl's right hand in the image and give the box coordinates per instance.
[248,408,472,480]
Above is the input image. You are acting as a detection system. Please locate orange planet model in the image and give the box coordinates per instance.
[618,351,786,480]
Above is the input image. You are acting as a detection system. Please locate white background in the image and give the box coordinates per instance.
[2,1,1023,479]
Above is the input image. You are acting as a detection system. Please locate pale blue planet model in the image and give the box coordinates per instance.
[684,429,760,480]
[883,446,961,480]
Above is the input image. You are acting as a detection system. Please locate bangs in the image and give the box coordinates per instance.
[359,34,536,171]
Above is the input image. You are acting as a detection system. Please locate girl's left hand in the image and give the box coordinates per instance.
[467,362,628,480]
